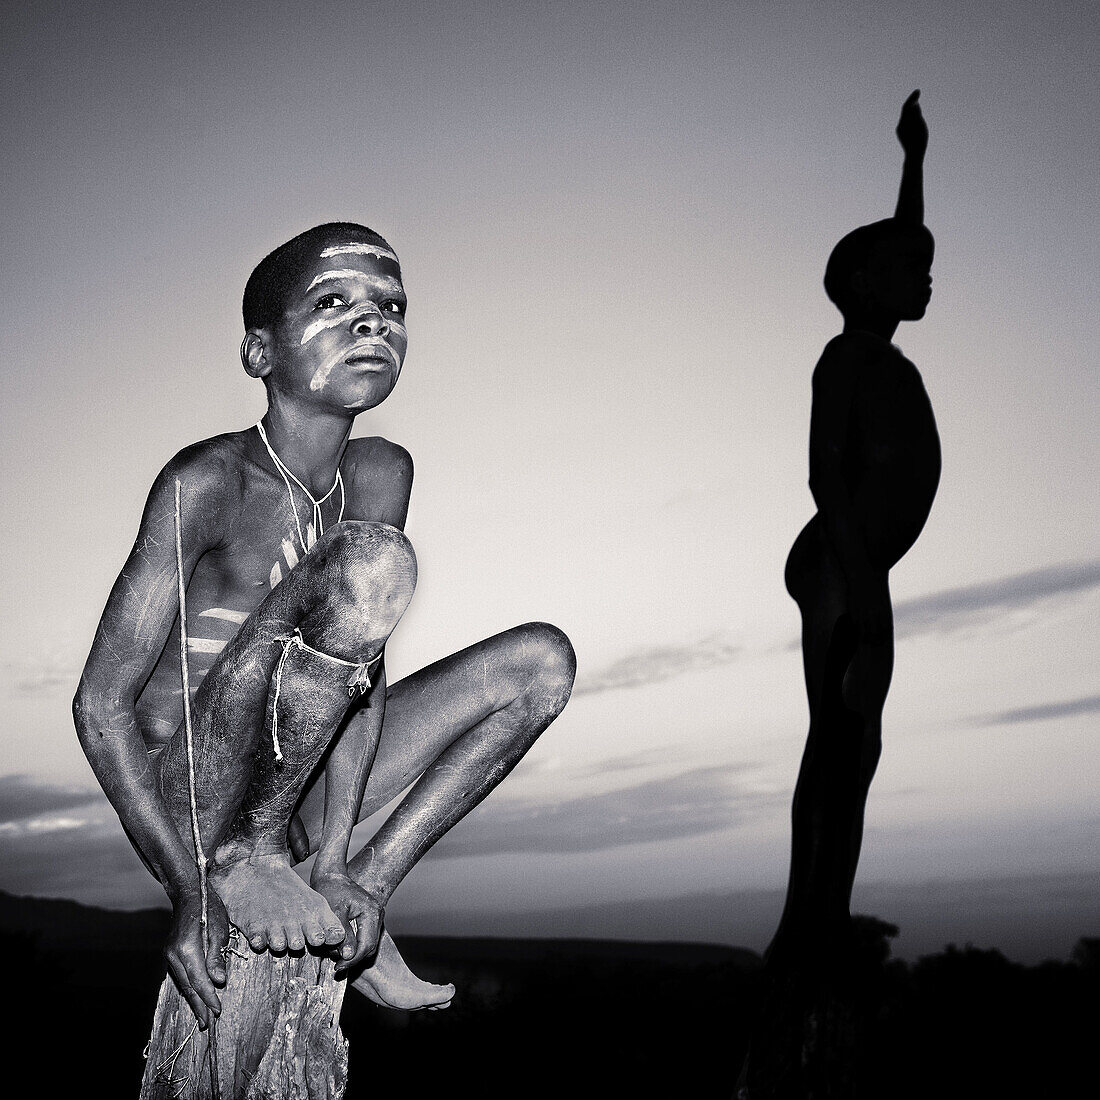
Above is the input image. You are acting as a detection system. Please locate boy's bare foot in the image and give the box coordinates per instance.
[210,845,347,953]
[350,929,455,1010]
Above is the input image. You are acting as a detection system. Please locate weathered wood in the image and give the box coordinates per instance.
[140,937,348,1100]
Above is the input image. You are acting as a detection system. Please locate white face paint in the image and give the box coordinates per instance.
[299,303,407,347]
[306,269,376,291]
[301,296,408,392]
[297,250,407,394]
[320,242,400,265]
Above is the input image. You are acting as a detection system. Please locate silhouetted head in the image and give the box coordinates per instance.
[240,223,407,414]
[824,218,934,323]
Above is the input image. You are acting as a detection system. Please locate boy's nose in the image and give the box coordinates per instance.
[351,311,389,338]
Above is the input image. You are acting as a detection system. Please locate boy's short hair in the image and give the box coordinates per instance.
[823,218,934,315]
[243,222,395,331]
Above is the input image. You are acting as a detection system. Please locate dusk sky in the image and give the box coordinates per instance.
[1,1,1097,963]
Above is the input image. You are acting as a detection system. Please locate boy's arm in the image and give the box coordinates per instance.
[310,441,413,969]
[894,89,927,226]
[72,451,230,1024]
[809,344,890,642]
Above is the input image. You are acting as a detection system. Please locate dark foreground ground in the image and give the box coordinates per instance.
[2,890,1096,1099]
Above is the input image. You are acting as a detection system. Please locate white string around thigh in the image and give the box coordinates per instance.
[269,628,382,762]
[256,421,345,554]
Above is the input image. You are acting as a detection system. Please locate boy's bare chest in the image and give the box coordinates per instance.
[192,476,371,612]
[851,356,938,457]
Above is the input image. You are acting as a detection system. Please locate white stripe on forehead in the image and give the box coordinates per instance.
[307,269,383,291]
[320,242,399,264]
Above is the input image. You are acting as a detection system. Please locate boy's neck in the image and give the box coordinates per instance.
[258,403,354,498]
[843,316,899,342]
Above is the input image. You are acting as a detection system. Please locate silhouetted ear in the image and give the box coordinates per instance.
[241,332,271,378]
[850,269,871,303]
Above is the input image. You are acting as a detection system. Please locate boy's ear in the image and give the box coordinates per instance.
[850,269,871,301]
[241,332,271,378]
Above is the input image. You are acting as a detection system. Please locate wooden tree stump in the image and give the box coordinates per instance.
[140,936,349,1100]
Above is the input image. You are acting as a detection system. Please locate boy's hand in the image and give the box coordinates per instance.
[164,889,230,1028]
[311,872,384,974]
[896,89,928,159]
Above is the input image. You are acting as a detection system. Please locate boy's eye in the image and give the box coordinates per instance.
[381,300,406,315]
[314,293,348,311]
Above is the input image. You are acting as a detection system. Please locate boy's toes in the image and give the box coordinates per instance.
[267,927,288,953]
[286,927,306,952]
[245,926,268,953]
[324,920,347,946]
[303,918,335,948]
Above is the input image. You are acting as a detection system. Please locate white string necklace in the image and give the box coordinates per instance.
[255,421,345,553]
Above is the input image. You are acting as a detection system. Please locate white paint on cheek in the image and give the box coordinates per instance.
[300,304,402,347]
[300,312,350,346]
[309,353,343,392]
[320,242,399,264]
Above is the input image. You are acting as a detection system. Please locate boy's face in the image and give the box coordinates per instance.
[262,240,408,412]
[861,234,934,321]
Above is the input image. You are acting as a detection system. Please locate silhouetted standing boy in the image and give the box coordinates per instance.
[741,92,940,1098]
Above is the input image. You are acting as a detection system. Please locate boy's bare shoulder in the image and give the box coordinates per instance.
[145,432,251,547]
[813,333,894,389]
[343,436,414,526]
[158,431,249,500]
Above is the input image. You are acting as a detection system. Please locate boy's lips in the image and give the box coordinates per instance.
[345,344,396,369]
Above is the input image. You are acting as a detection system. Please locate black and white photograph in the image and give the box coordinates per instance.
[1,2,1097,1096]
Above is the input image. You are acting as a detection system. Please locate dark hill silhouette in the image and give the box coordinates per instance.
[2,890,1095,1098]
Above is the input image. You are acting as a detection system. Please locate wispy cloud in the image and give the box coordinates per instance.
[894,559,1100,638]
[574,635,742,696]
[426,762,782,860]
[972,693,1100,727]
[575,561,1100,700]
[0,774,103,825]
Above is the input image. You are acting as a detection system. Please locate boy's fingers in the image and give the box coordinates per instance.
[206,941,227,985]
[187,956,223,1017]
[335,914,357,960]
[336,914,376,973]
[169,955,210,1027]
[351,915,375,967]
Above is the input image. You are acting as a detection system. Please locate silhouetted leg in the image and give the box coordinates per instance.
[770,521,894,969]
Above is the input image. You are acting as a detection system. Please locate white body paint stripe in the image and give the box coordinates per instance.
[282,539,299,569]
[270,562,283,588]
[320,243,399,263]
[187,637,228,654]
[307,269,378,290]
[198,607,249,624]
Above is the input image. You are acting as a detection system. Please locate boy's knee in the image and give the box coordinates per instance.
[308,522,416,648]
[326,521,416,604]
[515,621,576,703]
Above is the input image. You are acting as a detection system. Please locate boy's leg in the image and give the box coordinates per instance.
[292,621,574,944]
[773,529,894,964]
[349,620,575,895]
[836,611,894,907]
[155,520,415,953]
[771,522,854,961]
